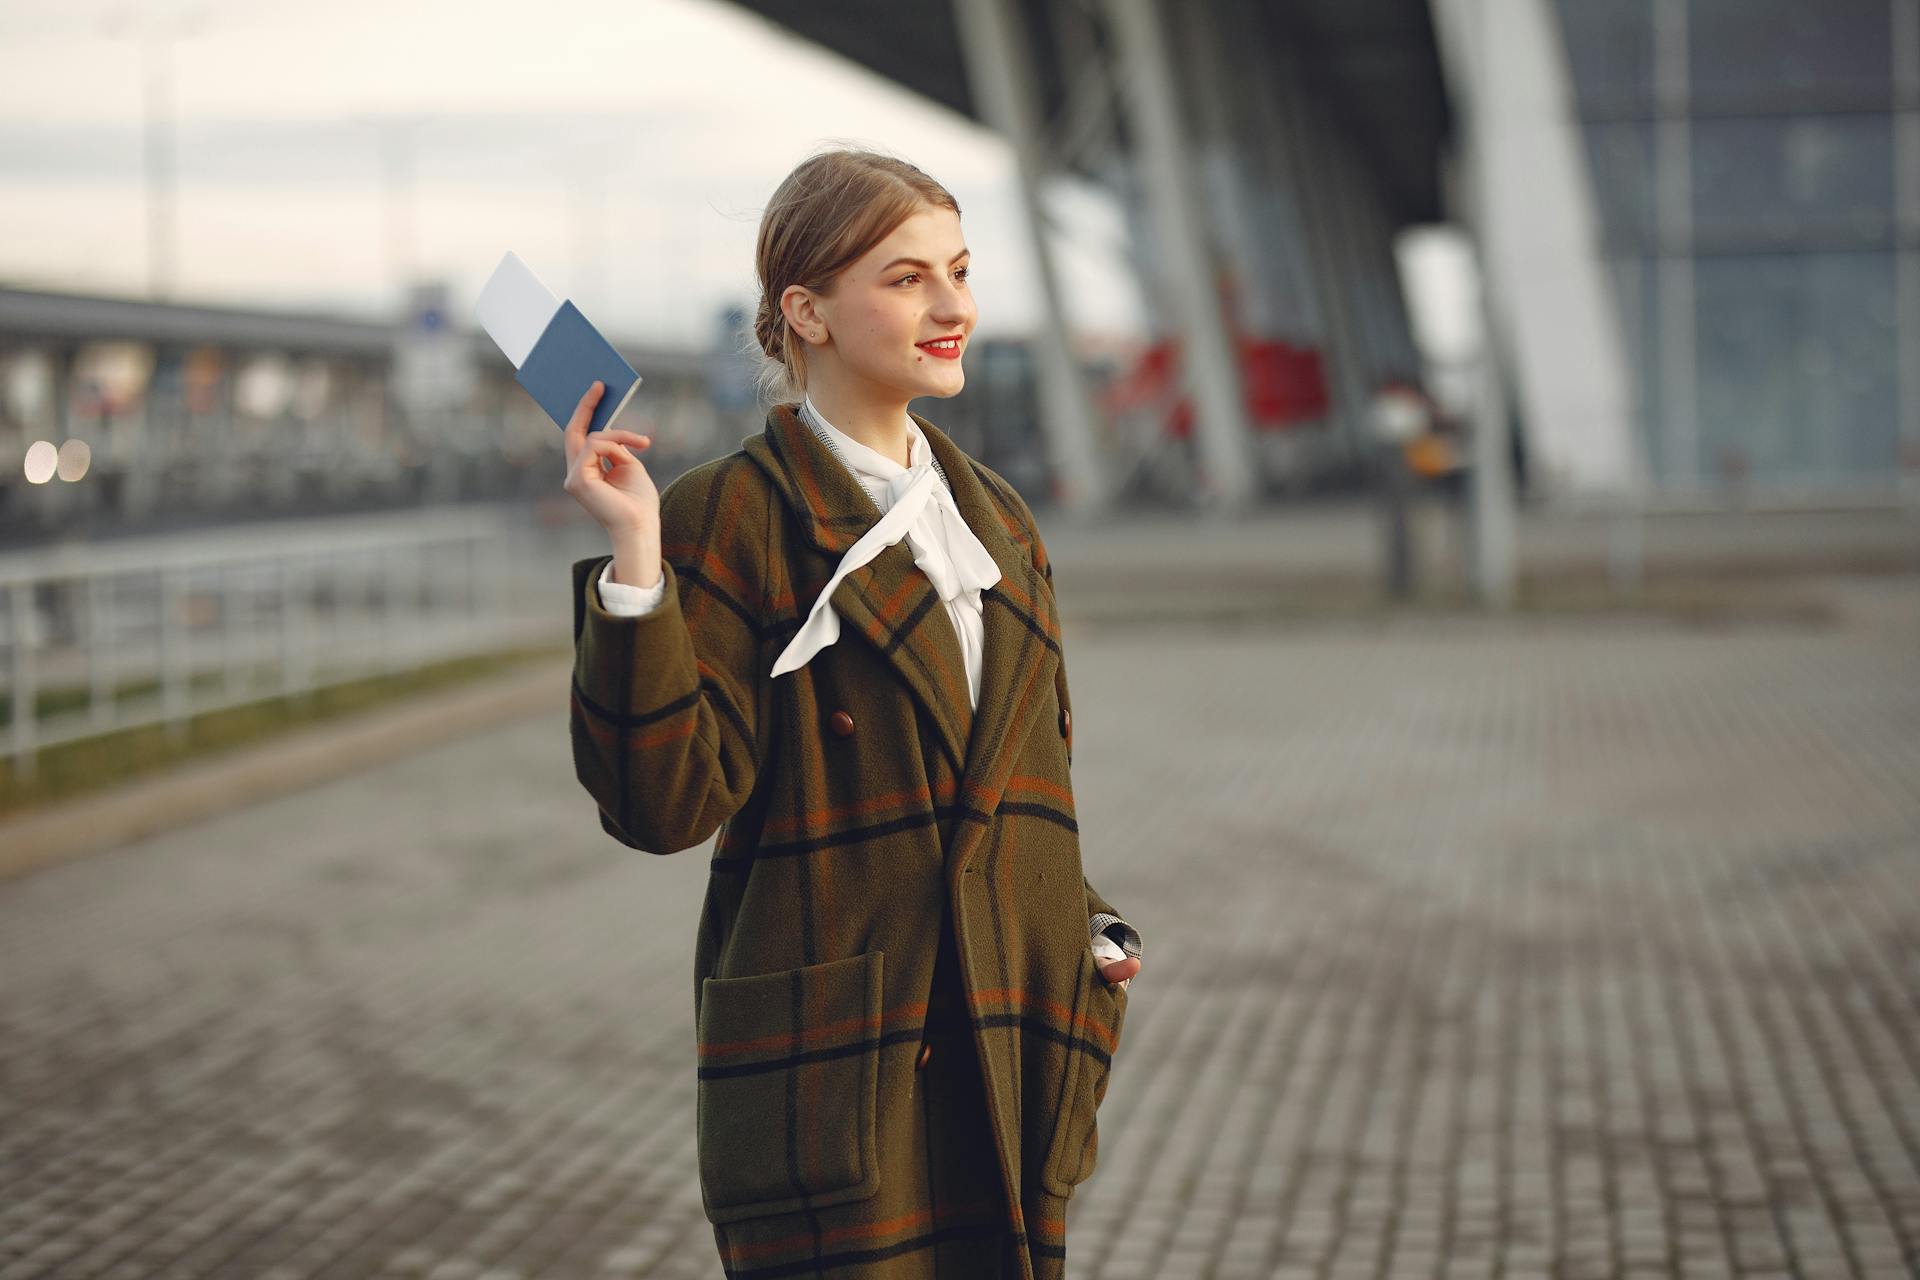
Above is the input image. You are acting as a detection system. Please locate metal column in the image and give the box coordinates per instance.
[1431,0,1520,607]
[952,0,1111,515]
[1895,0,1920,501]
[1652,0,1698,489]
[1099,0,1257,511]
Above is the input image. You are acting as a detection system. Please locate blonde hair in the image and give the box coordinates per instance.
[746,146,962,407]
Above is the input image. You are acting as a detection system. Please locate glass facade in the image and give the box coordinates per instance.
[1553,0,1913,490]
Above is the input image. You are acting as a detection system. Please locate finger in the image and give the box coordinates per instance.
[563,381,607,447]
[561,382,606,473]
[1097,956,1140,984]
[571,436,632,483]
[597,427,653,447]
[582,437,637,470]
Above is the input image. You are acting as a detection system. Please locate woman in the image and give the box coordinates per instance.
[561,148,1144,1280]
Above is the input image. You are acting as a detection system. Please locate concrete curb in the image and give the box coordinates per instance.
[0,656,573,883]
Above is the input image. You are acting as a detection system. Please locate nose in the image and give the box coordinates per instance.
[930,276,973,326]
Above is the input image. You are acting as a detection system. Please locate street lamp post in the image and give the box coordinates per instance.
[102,5,207,302]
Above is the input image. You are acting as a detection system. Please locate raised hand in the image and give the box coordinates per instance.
[560,381,660,539]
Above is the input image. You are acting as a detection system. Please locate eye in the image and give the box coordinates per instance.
[896,265,972,286]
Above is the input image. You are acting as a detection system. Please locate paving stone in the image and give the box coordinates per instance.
[3,573,1917,1279]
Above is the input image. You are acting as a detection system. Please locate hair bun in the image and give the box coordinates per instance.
[752,300,783,359]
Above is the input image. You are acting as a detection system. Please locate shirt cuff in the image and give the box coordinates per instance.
[597,559,668,616]
[1088,911,1142,959]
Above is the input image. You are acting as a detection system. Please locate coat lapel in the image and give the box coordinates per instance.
[911,412,1063,881]
[743,402,1060,876]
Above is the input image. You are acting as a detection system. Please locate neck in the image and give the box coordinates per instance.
[804,380,913,469]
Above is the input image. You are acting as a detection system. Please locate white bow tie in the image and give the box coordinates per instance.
[769,461,1002,681]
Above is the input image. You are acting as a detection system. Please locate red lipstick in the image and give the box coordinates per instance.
[915,335,964,360]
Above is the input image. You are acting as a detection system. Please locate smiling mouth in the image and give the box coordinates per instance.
[916,337,963,352]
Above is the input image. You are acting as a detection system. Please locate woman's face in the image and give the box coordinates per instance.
[796,204,976,403]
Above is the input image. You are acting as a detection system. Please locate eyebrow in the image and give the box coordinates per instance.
[880,249,971,272]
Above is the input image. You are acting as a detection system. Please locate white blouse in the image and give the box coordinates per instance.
[595,395,1000,711]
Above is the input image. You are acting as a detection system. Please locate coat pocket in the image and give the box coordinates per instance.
[1040,947,1129,1197]
[695,950,885,1224]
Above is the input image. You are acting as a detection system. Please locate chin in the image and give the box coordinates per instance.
[911,369,966,399]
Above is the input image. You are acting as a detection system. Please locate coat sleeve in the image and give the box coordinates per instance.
[568,464,769,855]
[989,468,1143,961]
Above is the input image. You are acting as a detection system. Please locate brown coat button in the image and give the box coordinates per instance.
[915,1040,933,1070]
[830,710,855,737]
[1059,707,1071,737]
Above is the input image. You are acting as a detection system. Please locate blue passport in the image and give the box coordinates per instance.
[513,300,643,435]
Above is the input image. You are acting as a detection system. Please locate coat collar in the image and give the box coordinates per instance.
[743,401,1062,876]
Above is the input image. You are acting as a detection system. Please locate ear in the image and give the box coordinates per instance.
[780,285,825,344]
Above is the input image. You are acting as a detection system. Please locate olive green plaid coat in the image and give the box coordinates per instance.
[569,402,1135,1279]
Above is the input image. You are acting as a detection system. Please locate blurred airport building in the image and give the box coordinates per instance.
[0,283,1081,544]
[724,0,1918,513]
[1546,0,1917,495]
[1,0,1916,540]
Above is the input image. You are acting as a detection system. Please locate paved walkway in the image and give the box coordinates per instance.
[2,573,1916,1279]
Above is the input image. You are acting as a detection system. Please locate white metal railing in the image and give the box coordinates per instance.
[1,507,559,781]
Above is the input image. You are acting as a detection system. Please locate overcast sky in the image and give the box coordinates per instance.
[0,0,1148,348]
